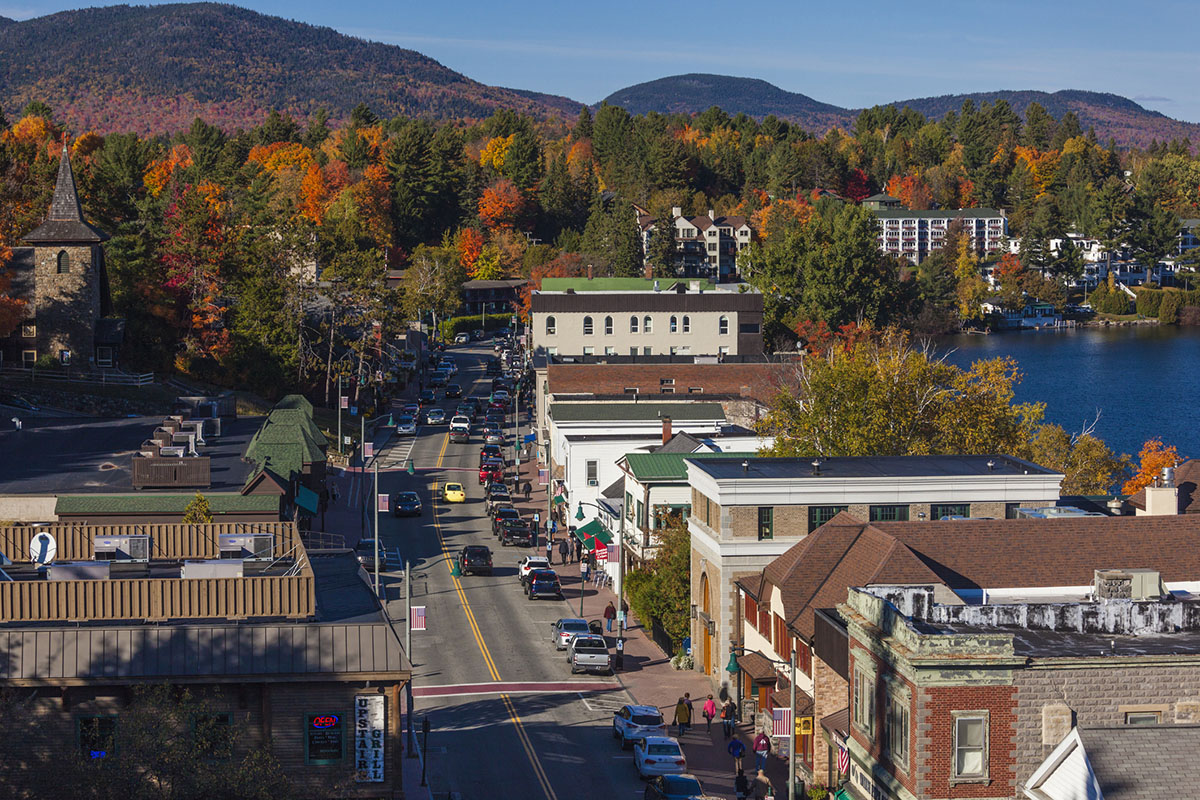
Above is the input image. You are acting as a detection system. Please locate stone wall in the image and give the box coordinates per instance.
[33,244,99,363]
[812,653,847,788]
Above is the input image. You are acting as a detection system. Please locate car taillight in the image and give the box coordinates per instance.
[675,759,686,766]
[645,759,656,765]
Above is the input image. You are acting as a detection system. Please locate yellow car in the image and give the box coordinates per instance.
[443,482,466,503]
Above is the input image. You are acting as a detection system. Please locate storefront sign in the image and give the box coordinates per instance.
[850,760,891,800]
[306,713,344,765]
[354,694,385,782]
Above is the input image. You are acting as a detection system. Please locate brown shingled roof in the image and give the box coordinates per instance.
[736,650,780,683]
[1127,459,1200,513]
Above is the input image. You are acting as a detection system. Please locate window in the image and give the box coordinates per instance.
[630,316,639,333]
[772,614,792,659]
[718,316,729,335]
[852,669,875,736]
[1125,711,1162,725]
[586,460,598,486]
[718,346,730,355]
[305,712,346,765]
[636,499,645,529]
[670,316,678,333]
[604,316,613,335]
[625,491,634,520]
[643,316,653,334]
[22,350,36,366]
[57,250,69,274]
[952,713,988,781]
[96,346,114,368]
[758,507,774,540]
[547,347,558,356]
[78,715,117,760]
[604,346,616,355]
[660,387,674,393]
[1005,503,1022,519]
[583,316,593,335]
[19,322,37,339]
[808,505,848,533]
[708,242,717,252]
[739,322,761,334]
[688,387,703,394]
[797,642,812,676]
[630,348,638,356]
[885,692,910,769]
[660,378,674,386]
[869,505,909,522]
[744,593,758,626]
[682,315,690,333]
[624,387,639,394]
[59,350,71,366]
[582,346,594,355]
[545,316,556,335]
[643,347,652,355]
[192,712,233,760]
[931,504,970,520]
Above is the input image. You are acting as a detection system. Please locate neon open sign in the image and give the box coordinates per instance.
[311,715,340,729]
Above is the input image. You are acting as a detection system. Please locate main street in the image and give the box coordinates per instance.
[359,344,652,800]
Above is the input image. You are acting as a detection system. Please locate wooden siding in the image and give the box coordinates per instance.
[0,522,300,561]
[0,571,315,624]
[131,456,211,489]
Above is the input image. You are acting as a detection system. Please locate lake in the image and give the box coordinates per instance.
[937,325,1200,460]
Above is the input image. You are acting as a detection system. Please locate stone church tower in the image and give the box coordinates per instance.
[21,141,110,366]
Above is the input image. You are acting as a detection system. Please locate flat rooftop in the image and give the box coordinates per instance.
[688,454,1058,480]
[0,416,263,494]
[550,402,726,422]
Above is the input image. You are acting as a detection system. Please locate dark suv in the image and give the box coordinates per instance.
[458,545,493,576]
[525,569,562,600]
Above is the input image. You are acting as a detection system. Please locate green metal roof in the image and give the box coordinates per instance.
[243,401,328,481]
[550,402,725,422]
[541,277,709,292]
[624,451,758,482]
[55,493,280,515]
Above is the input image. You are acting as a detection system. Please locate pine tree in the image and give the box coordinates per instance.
[182,492,214,523]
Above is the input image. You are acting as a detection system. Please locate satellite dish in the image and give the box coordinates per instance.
[30,531,57,566]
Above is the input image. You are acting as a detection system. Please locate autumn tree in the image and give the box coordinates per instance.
[400,244,462,325]
[478,179,525,230]
[954,235,988,322]
[1122,438,1182,495]
[182,492,214,523]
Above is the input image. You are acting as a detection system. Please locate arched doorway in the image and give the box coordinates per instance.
[700,572,712,675]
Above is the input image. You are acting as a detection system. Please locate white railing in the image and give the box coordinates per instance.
[1,366,155,386]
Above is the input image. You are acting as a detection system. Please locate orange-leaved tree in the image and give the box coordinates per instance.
[1122,438,1182,495]
[478,179,525,230]
[0,242,27,338]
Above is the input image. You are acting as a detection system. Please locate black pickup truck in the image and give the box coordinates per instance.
[497,517,533,547]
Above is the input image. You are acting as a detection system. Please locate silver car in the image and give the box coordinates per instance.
[425,408,446,425]
[395,415,416,435]
[633,736,686,779]
[551,618,591,650]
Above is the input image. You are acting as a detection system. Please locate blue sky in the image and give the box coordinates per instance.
[6,0,1200,122]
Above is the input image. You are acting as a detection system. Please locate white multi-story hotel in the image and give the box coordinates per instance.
[863,193,1007,264]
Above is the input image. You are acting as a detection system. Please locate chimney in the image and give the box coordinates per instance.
[1144,471,1180,516]
[662,415,672,444]
[708,209,715,221]
[643,263,653,279]
[672,206,682,218]
[587,264,594,280]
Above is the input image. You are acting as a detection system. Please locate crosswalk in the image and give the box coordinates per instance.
[377,431,418,470]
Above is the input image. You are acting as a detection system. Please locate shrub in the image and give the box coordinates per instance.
[1159,291,1182,325]
[34,354,61,370]
[438,313,513,339]
[1136,288,1163,317]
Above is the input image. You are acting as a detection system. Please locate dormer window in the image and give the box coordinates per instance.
[56,250,69,274]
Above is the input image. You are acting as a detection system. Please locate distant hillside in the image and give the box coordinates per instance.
[0,3,582,134]
[602,74,1200,148]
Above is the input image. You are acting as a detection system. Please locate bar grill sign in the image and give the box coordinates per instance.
[354,694,385,782]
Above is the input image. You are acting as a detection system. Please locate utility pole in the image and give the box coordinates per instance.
[337,374,343,455]
[789,646,797,800]
[361,413,367,540]
[373,459,380,598]
[405,559,411,659]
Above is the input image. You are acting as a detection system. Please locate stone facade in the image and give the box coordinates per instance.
[811,653,847,788]
[32,244,101,363]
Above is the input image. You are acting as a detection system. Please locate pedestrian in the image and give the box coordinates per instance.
[727,737,746,771]
[523,480,532,501]
[572,536,581,563]
[703,694,717,733]
[721,699,736,739]
[558,538,569,565]
[734,768,750,800]
[673,697,689,738]
[752,769,774,800]
[682,693,693,735]
[603,601,616,632]
[752,730,771,772]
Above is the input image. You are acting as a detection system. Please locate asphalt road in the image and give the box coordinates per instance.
[371,344,654,800]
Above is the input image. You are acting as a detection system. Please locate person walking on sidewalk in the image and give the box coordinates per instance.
[752,731,771,772]
[734,768,750,800]
[702,695,717,733]
[727,737,746,772]
[673,697,690,738]
[721,699,736,738]
[523,480,532,502]
[603,601,616,632]
[682,693,693,735]
[752,769,774,800]
[572,536,581,563]
[557,538,569,565]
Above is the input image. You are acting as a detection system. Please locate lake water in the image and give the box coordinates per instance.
[936,326,1200,460]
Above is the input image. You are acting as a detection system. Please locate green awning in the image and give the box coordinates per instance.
[295,485,319,514]
[552,493,566,506]
[573,519,613,549]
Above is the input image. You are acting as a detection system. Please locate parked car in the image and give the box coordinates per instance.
[395,415,417,436]
[633,737,686,779]
[486,485,512,515]
[418,389,436,407]
[518,556,550,584]
[483,424,504,445]
[453,332,469,344]
[391,491,422,517]
[479,444,503,464]
[486,359,501,376]
[457,545,492,576]
[479,460,504,485]
[443,482,466,503]
[526,569,563,600]
[354,538,380,570]
[613,705,668,750]
[425,408,446,425]
[643,774,705,800]
[567,634,611,674]
[551,618,592,650]
[492,506,522,528]
[471,328,486,341]
[499,518,533,547]
[445,383,462,399]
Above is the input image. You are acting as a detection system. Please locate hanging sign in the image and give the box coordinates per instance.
[354,694,385,782]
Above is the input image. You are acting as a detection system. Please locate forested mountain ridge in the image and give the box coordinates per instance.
[0,3,582,134]
[601,75,1200,149]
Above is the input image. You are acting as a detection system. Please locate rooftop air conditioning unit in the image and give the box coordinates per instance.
[92,534,151,563]
[159,446,186,457]
[1094,569,1165,602]
[218,534,275,561]
[181,559,244,579]
[48,561,112,581]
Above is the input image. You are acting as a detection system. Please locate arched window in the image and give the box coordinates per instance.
[682,315,691,333]
[56,250,69,274]
[604,316,613,335]
[718,315,729,335]
[546,316,557,335]
[630,316,639,334]
[669,316,678,333]
[583,316,594,335]
[643,316,653,334]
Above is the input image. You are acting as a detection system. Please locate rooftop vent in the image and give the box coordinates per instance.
[1094,569,1164,602]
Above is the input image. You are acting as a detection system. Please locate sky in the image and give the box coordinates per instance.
[5,0,1200,122]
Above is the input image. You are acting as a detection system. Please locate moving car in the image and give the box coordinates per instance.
[0,392,39,412]
[449,427,469,444]
[479,460,504,485]
[391,491,422,517]
[443,482,466,503]
[425,408,446,425]
[453,332,469,344]
[402,403,420,417]
[525,569,563,600]
[471,328,486,341]
[486,359,501,376]
[445,383,462,399]
[633,737,686,779]
[479,444,503,464]
[354,538,380,570]
[482,424,504,445]
[450,415,471,432]
[457,545,493,576]
[613,705,668,750]
[566,634,611,674]
[518,556,550,583]
[643,774,706,800]
[429,371,448,388]
[492,389,510,403]
[499,518,533,547]
[418,389,436,407]
[551,618,591,650]
[395,415,417,436]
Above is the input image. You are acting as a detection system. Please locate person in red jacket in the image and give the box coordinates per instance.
[753,730,771,772]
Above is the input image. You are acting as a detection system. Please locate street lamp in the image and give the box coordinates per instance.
[573,500,626,634]
[727,646,799,800]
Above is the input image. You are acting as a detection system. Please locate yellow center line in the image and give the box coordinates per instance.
[502,693,559,800]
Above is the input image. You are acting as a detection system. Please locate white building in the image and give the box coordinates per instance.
[635,206,753,281]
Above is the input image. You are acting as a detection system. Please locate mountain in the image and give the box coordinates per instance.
[601,74,1200,148]
[0,3,583,134]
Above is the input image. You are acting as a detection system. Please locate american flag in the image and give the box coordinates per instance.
[771,707,792,737]
[411,606,426,631]
[365,442,374,457]
[377,493,389,512]
[340,396,349,409]
[837,745,850,775]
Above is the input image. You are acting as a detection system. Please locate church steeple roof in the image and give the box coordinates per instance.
[23,140,108,244]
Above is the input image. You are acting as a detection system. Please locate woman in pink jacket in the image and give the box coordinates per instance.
[702,694,718,732]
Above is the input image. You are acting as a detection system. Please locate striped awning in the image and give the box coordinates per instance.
[573,519,613,550]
